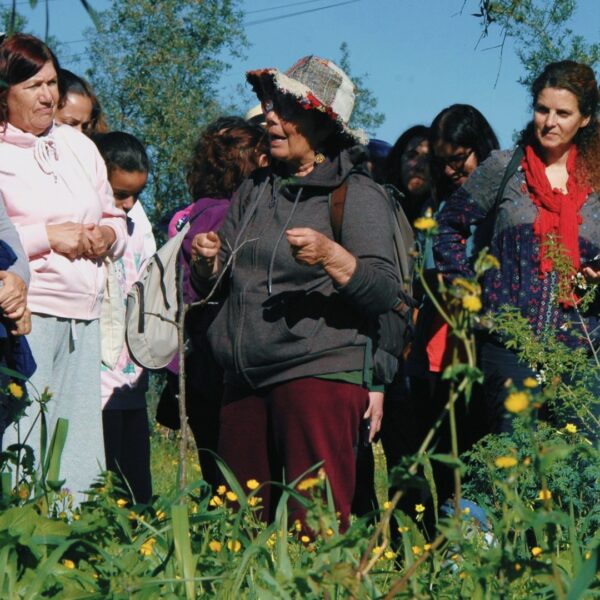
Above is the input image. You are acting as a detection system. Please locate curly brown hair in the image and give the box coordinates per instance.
[525,60,600,191]
[187,120,269,200]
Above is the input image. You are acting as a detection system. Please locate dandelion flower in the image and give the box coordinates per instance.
[383,501,392,510]
[62,559,75,569]
[297,477,321,491]
[412,545,422,556]
[247,497,259,507]
[462,294,482,313]
[415,504,426,514]
[495,455,518,469]
[209,540,222,552]
[384,550,396,560]
[140,538,156,557]
[8,382,23,399]
[156,510,166,521]
[505,391,529,413]
[227,540,242,552]
[414,216,437,231]
[564,423,577,434]
[301,535,310,544]
[209,495,223,508]
[531,546,543,557]
[246,479,259,490]
[225,491,238,502]
[424,543,432,551]
[294,520,302,532]
[326,528,334,536]
[216,485,227,496]
[515,563,522,571]
[523,377,538,388]
[116,498,128,508]
[538,489,552,501]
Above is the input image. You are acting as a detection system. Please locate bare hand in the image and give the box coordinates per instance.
[47,222,91,260]
[83,224,116,259]
[364,391,384,443]
[582,266,600,282]
[0,271,27,319]
[11,307,31,336]
[286,227,334,266]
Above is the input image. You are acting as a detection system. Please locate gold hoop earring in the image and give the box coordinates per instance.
[314,152,325,164]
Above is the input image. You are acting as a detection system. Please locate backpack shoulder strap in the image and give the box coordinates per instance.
[330,181,349,243]
[493,146,525,211]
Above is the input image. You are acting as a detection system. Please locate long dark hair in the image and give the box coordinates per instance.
[0,33,63,125]
[429,104,499,199]
[58,68,108,134]
[521,60,600,191]
[384,125,429,194]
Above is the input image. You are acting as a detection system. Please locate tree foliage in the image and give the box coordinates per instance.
[86,0,247,222]
[473,0,600,85]
[338,42,385,137]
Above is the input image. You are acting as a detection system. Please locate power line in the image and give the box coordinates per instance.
[245,0,361,26]
[246,0,330,16]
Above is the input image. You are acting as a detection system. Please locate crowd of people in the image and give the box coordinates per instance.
[0,33,598,532]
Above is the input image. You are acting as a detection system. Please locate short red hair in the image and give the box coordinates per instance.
[0,33,63,124]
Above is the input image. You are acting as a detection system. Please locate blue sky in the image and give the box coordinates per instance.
[13,0,600,148]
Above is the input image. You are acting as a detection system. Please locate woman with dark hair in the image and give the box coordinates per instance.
[434,62,600,437]
[162,119,269,489]
[191,56,400,529]
[403,104,499,523]
[0,34,126,500]
[55,68,108,134]
[384,124,432,224]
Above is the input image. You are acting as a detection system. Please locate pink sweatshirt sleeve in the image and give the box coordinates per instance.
[94,147,127,259]
[15,222,51,258]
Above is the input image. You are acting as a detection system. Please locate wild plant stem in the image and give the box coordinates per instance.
[177,266,189,497]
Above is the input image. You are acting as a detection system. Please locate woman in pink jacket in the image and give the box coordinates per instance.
[0,34,126,500]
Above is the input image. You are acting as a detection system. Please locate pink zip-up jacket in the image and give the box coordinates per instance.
[0,122,126,320]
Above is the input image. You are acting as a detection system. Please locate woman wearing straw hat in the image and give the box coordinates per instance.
[191,56,400,529]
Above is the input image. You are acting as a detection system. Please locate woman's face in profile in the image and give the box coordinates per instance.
[55,92,93,133]
[7,60,59,135]
[400,136,431,197]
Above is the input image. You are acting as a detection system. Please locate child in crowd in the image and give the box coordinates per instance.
[92,132,156,504]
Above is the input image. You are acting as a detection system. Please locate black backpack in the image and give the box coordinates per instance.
[330,176,416,384]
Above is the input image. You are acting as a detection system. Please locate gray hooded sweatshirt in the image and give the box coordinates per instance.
[199,148,400,390]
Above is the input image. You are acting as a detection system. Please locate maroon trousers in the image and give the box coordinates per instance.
[218,377,368,530]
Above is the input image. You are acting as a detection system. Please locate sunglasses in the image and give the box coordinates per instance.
[261,94,303,121]
[431,149,474,172]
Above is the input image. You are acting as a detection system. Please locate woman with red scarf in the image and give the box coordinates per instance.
[433,61,600,437]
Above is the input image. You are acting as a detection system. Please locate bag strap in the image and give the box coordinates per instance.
[330,181,349,243]
[493,146,525,213]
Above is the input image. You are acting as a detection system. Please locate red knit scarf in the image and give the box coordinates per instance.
[522,144,591,278]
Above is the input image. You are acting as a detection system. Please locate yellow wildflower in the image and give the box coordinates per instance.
[294,520,302,532]
[585,551,592,560]
[523,457,532,466]
[424,543,432,551]
[225,491,238,502]
[453,277,479,294]
[140,538,156,557]
[531,546,543,557]
[462,506,471,515]
[383,501,392,510]
[384,550,396,560]
[523,377,538,388]
[116,498,128,508]
[7,382,23,399]
[462,294,482,313]
[398,526,409,533]
[73,513,80,521]
[247,496,259,507]
[209,495,223,508]
[412,545,422,556]
[564,423,577,434]
[246,479,259,490]
[482,254,501,270]
[505,391,529,413]
[301,535,310,544]
[326,528,334,537]
[216,485,227,496]
[297,477,321,491]
[209,540,222,552]
[538,489,552,501]
[515,563,522,572]
[62,559,75,569]
[415,503,426,514]
[227,540,241,552]
[128,511,137,521]
[414,216,437,231]
[495,455,518,469]
[156,510,166,521]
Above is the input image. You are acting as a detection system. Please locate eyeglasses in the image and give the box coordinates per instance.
[431,149,474,172]
[261,94,303,121]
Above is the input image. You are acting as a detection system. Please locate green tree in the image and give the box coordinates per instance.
[338,41,385,137]
[86,0,246,222]
[473,0,600,85]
